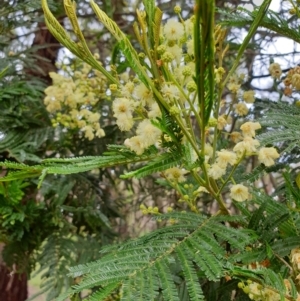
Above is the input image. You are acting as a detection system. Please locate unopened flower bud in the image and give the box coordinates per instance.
[174,5,181,13]
[109,84,118,91]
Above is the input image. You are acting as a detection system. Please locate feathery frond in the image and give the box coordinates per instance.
[56,212,256,301]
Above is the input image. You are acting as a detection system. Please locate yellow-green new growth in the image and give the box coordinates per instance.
[41,0,118,85]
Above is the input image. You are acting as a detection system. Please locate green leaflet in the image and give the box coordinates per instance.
[143,0,155,47]
[85,282,119,301]
[0,147,158,185]
[90,0,149,86]
[120,153,181,179]
[194,0,215,127]
[219,7,300,45]
[0,65,9,79]
[56,213,256,300]
[222,0,272,87]
[155,260,180,301]
[176,245,205,301]
[41,0,118,84]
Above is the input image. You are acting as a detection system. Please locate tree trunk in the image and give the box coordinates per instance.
[24,20,61,84]
[0,17,61,300]
[0,244,28,301]
[0,265,28,301]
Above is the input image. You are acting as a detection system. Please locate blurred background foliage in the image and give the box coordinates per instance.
[0,0,299,300]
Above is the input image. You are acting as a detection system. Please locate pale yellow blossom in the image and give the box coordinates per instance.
[235,102,249,116]
[208,163,226,179]
[269,62,282,79]
[88,112,100,123]
[258,147,280,166]
[116,114,134,131]
[227,82,240,93]
[163,19,184,40]
[112,97,135,131]
[83,125,94,140]
[49,72,71,85]
[134,83,154,106]
[124,136,145,155]
[121,82,135,98]
[186,39,194,56]
[161,83,180,101]
[240,122,261,137]
[166,45,182,65]
[164,167,187,183]
[217,116,227,130]
[243,90,255,103]
[136,119,161,147]
[233,137,260,155]
[292,74,300,90]
[230,131,242,143]
[95,128,105,138]
[230,184,249,202]
[216,149,237,168]
[113,97,135,117]
[184,18,194,36]
[197,186,209,193]
[291,249,300,270]
[148,102,162,119]
[204,143,213,158]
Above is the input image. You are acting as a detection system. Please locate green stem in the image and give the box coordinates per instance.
[222,0,271,89]
[216,154,245,196]
[164,68,200,144]
[194,1,205,154]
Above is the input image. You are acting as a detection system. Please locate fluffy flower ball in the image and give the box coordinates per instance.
[163,19,184,40]
[269,63,282,79]
[235,103,249,116]
[233,137,260,155]
[292,74,300,90]
[230,184,249,202]
[136,119,161,147]
[164,167,187,183]
[258,147,280,166]
[240,122,261,137]
[243,90,255,103]
[216,150,237,168]
[208,163,226,179]
[113,97,135,131]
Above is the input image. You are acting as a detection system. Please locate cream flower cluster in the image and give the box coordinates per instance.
[109,9,280,208]
[283,65,300,96]
[237,248,300,301]
[269,62,282,79]
[226,74,256,117]
[269,62,300,98]
[291,248,300,273]
[111,80,162,154]
[44,58,107,140]
[111,16,199,154]
[164,167,187,183]
[206,121,279,202]
[239,279,300,301]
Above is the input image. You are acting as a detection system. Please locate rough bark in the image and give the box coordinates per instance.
[24,20,61,84]
[0,17,61,301]
[0,266,28,301]
[0,244,28,301]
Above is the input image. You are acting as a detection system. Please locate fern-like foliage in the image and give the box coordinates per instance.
[0,78,52,162]
[257,102,300,153]
[51,188,300,301]
[219,7,300,44]
[28,232,106,301]
[0,145,158,184]
[0,143,198,185]
[55,212,256,301]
